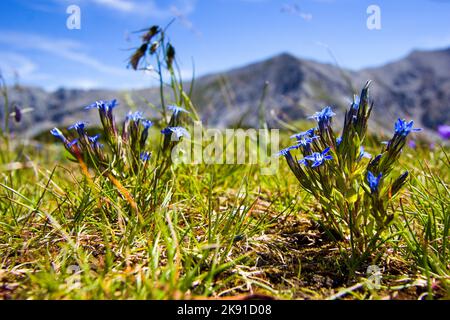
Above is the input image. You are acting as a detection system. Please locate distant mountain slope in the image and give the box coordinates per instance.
[1,47,449,136]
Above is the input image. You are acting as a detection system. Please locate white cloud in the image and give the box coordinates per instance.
[92,0,135,12]
[0,31,127,76]
[55,0,197,18]
[0,52,51,83]
[66,78,103,89]
[281,4,313,21]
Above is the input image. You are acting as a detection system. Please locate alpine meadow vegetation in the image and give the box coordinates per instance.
[0,24,448,300]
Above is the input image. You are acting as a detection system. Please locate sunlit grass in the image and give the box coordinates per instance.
[1,130,448,299]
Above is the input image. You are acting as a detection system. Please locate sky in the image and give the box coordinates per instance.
[0,0,449,91]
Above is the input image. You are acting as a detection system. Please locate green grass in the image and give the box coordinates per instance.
[0,25,448,300]
[0,132,448,300]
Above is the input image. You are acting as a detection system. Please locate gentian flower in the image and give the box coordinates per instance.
[367,171,382,193]
[394,119,421,137]
[67,139,79,148]
[296,136,318,154]
[68,121,88,137]
[140,119,153,147]
[140,151,151,162]
[142,119,153,129]
[88,134,100,144]
[290,128,316,140]
[168,105,189,115]
[275,145,298,158]
[359,146,372,159]
[50,128,68,144]
[309,106,336,131]
[88,134,103,148]
[14,105,21,123]
[437,125,450,140]
[126,111,144,122]
[85,99,118,112]
[352,95,360,110]
[161,126,190,139]
[301,147,333,168]
[85,100,118,135]
[336,136,342,146]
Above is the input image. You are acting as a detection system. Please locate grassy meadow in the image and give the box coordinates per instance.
[1,125,448,299]
[0,25,449,300]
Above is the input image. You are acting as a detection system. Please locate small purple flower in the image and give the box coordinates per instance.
[437,125,450,140]
[68,121,88,137]
[14,105,21,123]
[336,136,342,146]
[408,140,416,149]
[367,171,382,193]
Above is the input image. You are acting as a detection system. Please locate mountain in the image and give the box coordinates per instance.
[1,47,449,137]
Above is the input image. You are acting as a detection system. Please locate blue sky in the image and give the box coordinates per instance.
[0,0,449,90]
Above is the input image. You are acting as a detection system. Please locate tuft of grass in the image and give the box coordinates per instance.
[0,25,448,300]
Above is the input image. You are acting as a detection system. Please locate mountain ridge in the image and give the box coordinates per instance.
[1,47,449,136]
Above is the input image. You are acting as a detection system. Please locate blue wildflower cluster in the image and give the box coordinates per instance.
[51,100,189,177]
[278,81,421,264]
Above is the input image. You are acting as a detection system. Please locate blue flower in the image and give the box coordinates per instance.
[394,119,421,137]
[297,136,317,147]
[352,95,360,109]
[367,171,382,193]
[142,119,153,129]
[85,99,118,112]
[50,128,67,143]
[290,128,316,140]
[301,147,333,168]
[336,136,342,146]
[161,126,190,139]
[68,121,88,138]
[275,145,297,158]
[140,151,151,162]
[294,136,317,154]
[309,106,336,131]
[67,139,79,148]
[168,105,189,115]
[88,134,103,148]
[126,111,144,122]
[68,121,86,131]
[87,134,99,143]
[359,146,372,159]
[298,158,308,165]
